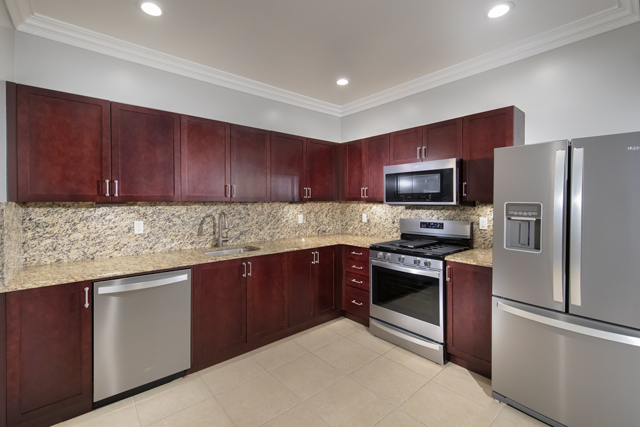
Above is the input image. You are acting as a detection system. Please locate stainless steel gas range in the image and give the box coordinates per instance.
[369,219,472,364]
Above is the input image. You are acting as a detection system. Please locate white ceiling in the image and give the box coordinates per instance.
[4,0,640,115]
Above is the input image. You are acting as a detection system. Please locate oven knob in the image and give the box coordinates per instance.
[399,256,405,263]
[377,252,383,259]
[414,259,421,266]
[424,260,432,268]
[385,253,391,261]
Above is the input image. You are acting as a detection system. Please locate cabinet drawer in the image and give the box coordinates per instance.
[346,247,369,262]
[345,259,369,277]
[345,286,370,320]
[345,272,369,291]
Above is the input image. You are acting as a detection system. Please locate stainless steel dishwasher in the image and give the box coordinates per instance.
[93,269,191,404]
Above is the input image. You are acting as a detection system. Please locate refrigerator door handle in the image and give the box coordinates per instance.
[497,301,640,348]
[552,149,566,303]
[570,147,584,307]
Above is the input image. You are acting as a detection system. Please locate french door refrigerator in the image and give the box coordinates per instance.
[492,132,640,427]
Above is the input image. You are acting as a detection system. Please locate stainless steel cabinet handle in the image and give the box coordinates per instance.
[570,147,584,307]
[553,149,567,303]
[351,300,363,306]
[311,252,316,264]
[365,187,368,198]
[351,279,363,284]
[316,251,319,264]
[422,146,426,159]
[462,182,467,197]
[84,287,90,308]
[446,265,451,282]
[417,146,421,160]
[308,187,311,199]
[98,274,188,295]
[351,251,363,256]
[352,265,363,270]
[243,262,247,277]
[225,185,229,198]
[361,187,364,198]
[232,185,236,198]
[113,180,119,197]
[248,261,252,277]
[105,179,110,197]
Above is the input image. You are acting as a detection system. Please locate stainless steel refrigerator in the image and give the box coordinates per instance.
[492,132,640,427]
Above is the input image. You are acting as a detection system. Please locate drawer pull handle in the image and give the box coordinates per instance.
[84,287,90,308]
[351,279,363,284]
[352,300,363,306]
[352,265,363,270]
[351,252,363,256]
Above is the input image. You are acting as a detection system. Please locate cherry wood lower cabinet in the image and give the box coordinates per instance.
[247,254,287,341]
[6,282,93,427]
[446,261,493,379]
[342,246,370,326]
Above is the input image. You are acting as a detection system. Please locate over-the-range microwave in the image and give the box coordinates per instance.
[384,158,461,205]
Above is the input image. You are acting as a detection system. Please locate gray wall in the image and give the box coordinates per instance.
[0,1,15,202]
[341,22,640,144]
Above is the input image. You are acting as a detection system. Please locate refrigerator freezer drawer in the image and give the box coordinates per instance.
[492,297,640,427]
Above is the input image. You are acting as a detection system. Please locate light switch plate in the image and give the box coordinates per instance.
[362,214,368,223]
[134,221,144,234]
[479,217,488,230]
[298,214,304,224]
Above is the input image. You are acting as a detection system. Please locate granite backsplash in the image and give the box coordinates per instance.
[0,201,493,284]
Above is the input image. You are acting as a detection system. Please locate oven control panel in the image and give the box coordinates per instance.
[420,222,444,230]
[370,250,443,272]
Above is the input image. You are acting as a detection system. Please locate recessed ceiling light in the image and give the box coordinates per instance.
[337,78,349,86]
[488,2,514,18]
[141,2,162,16]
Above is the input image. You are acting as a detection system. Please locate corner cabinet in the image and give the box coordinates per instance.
[6,282,93,427]
[446,261,492,379]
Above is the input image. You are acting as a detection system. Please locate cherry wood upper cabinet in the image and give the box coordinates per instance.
[247,253,287,341]
[287,250,315,327]
[306,139,337,201]
[8,83,112,202]
[6,282,93,427]
[390,126,423,165]
[343,140,365,201]
[270,132,306,202]
[364,134,390,202]
[192,260,246,370]
[462,106,524,203]
[230,125,270,202]
[181,116,230,201]
[111,103,181,201]
[423,118,462,161]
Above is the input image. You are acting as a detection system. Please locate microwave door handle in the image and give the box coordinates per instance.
[570,147,584,307]
[552,149,566,304]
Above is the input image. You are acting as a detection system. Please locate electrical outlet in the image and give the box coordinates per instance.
[134,221,144,234]
[298,214,304,224]
[362,213,368,223]
[479,217,488,230]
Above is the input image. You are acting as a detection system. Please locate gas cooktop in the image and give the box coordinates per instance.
[370,239,469,260]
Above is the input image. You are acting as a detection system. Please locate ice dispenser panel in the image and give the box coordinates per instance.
[504,203,542,253]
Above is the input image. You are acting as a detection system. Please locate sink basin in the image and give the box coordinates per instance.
[203,246,260,256]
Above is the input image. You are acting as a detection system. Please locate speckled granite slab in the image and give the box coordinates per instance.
[3,235,384,293]
[445,249,493,268]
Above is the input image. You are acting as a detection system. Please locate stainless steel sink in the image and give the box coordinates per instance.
[203,246,260,256]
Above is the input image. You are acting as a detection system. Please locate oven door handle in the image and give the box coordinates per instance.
[370,259,441,279]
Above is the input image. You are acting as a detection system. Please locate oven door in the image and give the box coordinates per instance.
[370,259,444,343]
[384,159,459,206]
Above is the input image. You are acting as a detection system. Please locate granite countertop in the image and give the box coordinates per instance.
[3,235,385,294]
[445,249,493,268]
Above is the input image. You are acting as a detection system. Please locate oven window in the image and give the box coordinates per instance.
[371,265,441,326]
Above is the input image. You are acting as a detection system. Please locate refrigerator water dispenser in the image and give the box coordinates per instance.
[504,203,542,252]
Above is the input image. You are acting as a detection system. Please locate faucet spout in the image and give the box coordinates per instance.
[218,212,230,247]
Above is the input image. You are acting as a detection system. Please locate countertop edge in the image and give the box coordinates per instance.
[445,249,493,268]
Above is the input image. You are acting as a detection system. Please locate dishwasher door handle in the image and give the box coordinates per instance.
[97,274,189,295]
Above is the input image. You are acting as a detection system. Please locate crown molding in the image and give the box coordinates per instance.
[340,0,640,116]
[5,0,640,118]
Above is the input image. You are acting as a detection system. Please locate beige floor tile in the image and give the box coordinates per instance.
[304,377,395,427]
[375,409,426,427]
[271,353,345,400]
[314,337,379,374]
[433,363,502,411]
[494,406,548,427]
[400,382,499,427]
[133,376,213,426]
[147,398,234,427]
[383,347,444,380]
[346,330,394,355]
[200,356,266,395]
[350,357,429,406]
[261,402,332,427]
[55,398,140,427]
[215,373,300,427]
[326,318,366,336]
[294,327,343,352]
[253,340,309,371]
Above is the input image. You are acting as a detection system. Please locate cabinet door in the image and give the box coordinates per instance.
[247,254,287,341]
[270,132,305,202]
[462,106,523,203]
[314,246,337,315]
[364,134,390,202]
[287,250,314,327]
[181,115,230,201]
[390,126,423,165]
[343,140,365,201]
[423,118,462,161]
[230,125,270,201]
[192,260,246,369]
[306,139,337,201]
[6,282,92,427]
[446,262,492,378]
[111,103,181,201]
[12,84,111,202]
